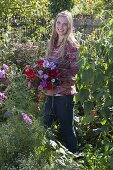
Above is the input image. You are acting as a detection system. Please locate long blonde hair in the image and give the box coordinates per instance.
[46,10,80,58]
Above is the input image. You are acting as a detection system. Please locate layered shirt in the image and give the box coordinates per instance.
[45,42,79,96]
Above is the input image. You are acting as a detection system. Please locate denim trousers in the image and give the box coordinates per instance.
[43,95,78,153]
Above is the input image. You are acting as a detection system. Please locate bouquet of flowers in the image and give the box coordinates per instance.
[24,59,61,98]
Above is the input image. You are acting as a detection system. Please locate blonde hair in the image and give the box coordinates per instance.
[46,10,80,58]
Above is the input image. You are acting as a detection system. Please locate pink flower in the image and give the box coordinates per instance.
[0,70,5,78]
[21,112,32,125]
[0,92,7,100]
[24,58,61,97]
[3,64,9,72]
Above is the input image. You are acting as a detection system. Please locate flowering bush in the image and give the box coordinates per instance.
[14,42,39,66]
[0,64,9,112]
[0,64,9,79]
[24,59,61,95]
[21,112,32,125]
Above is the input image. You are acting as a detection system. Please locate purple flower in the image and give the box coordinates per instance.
[43,60,56,70]
[43,59,50,68]
[38,84,43,91]
[40,80,47,88]
[21,112,32,125]
[2,64,9,72]
[43,74,48,79]
[0,92,7,100]
[49,62,56,70]
[0,70,5,78]
[56,86,62,91]
[37,70,43,75]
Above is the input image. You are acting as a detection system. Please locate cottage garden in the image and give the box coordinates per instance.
[0,0,113,169]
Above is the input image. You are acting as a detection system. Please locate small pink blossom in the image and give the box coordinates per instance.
[0,70,5,78]
[21,112,32,125]
[0,92,7,100]
[3,64,9,72]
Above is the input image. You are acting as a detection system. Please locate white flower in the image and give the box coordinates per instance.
[51,79,55,83]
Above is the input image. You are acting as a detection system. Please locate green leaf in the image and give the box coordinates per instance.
[109,18,113,30]
[100,119,107,125]
[109,155,113,168]
[81,114,94,124]
[84,101,94,113]
[81,68,94,83]
[109,47,113,60]
[79,88,89,103]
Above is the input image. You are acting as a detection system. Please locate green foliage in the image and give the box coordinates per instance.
[0,114,48,169]
[71,0,113,22]
[0,114,81,169]
[48,0,75,18]
[80,144,112,170]
[0,2,113,169]
[77,18,113,115]
[4,72,41,117]
[0,114,41,164]
[75,18,113,169]
[0,69,81,169]
[0,0,51,42]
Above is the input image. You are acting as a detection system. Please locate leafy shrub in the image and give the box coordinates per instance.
[0,113,82,170]
[77,18,113,117]
[49,0,74,18]
[0,0,51,42]
[0,114,47,168]
[75,18,113,170]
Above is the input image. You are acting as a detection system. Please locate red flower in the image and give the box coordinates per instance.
[48,69,59,78]
[46,82,53,90]
[24,65,36,79]
[36,59,44,67]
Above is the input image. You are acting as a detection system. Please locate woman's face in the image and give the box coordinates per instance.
[55,16,68,37]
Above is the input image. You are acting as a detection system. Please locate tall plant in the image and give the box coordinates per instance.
[77,18,113,118]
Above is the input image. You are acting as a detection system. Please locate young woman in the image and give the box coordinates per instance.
[44,10,80,153]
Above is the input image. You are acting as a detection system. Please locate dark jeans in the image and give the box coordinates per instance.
[43,95,78,153]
